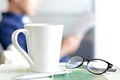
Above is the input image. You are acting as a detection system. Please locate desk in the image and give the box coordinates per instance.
[0,63,120,80]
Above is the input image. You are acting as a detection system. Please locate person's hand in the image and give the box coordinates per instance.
[60,33,83,58]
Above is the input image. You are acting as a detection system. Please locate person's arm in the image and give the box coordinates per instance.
[60,33,83,58]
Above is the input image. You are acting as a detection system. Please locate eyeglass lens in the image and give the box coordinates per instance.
[66,56,83,69]
[87,60,108,74]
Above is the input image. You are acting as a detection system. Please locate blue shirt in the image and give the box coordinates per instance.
[0,12,68,62]
[0,12,27,51]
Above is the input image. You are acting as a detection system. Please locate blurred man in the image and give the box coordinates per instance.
[0,0,82,62]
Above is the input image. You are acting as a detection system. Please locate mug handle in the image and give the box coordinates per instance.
[12,29,33,67]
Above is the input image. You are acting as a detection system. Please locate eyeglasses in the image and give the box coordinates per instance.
[65,56,117,75]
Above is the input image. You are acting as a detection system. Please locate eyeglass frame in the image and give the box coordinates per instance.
[65,56,116,75]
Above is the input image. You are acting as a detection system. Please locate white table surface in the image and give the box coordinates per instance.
[0,63,120,80]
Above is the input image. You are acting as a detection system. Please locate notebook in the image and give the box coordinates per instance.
[53,69,108,80]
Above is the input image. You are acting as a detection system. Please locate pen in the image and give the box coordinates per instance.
[12,70,71,80]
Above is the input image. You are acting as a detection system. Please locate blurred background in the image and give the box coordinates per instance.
[1,0,120,67]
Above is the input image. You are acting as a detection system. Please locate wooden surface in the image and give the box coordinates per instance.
[0,54,4,64]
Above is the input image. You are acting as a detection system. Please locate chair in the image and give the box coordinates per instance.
[0,42,4,64]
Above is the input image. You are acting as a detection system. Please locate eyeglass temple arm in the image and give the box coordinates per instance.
[108,68,117,72]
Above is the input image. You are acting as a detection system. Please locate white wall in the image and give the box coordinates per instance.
[95,0,120,67]
[31,0,94,36]
[0,0,7,11]
[37,0,93,14]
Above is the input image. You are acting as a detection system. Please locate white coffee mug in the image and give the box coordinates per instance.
[12,23,64,72]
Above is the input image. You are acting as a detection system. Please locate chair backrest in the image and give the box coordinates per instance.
[0,42,4,64]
